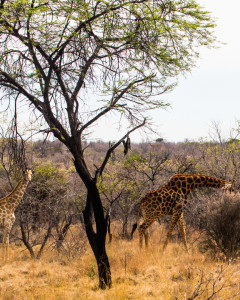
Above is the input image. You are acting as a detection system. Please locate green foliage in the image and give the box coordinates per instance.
[98,161,142,203]
[87,260,96,280]
[227,138,240,145]
[34,163,65,183]
[67,166,76,174]
[27,163,68,204]
[124,152,145,166]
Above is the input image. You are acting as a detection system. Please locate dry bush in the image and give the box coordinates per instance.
[198,193,240,261]
[54,224,87,260]
[11,163,81,258]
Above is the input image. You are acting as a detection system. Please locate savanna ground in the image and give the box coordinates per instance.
[1,223,240,300]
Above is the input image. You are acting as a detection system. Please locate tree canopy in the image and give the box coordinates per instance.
[0,0,215,142]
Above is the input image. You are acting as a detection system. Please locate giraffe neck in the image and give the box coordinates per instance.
[167,174,228,196]
[4,178,30,209]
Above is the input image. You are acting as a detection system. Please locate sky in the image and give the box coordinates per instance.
[148,0,240,142]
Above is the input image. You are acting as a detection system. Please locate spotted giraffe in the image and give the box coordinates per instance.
[0,169,32,260]
[131,174,233,251]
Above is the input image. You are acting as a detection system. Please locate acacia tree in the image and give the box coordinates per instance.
[0,0,215,288]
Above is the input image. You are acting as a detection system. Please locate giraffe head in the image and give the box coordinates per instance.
[23,168,33,182]
[221,181,234,192]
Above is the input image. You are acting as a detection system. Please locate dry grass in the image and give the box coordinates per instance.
[1,224,240,300]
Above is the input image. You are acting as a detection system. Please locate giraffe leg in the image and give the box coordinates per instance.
[144,230,149,247]
[163,205,183,251]
[178,214,188,252]
[1,241,3,261]
[2,228,10,261]
[138,219,153,248]
[138,226,144,248]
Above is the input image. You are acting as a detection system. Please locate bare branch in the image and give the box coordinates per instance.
[95,118,146,180]
[0,70,43,111]
[79,76,150,136]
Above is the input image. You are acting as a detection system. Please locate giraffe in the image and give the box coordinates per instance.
[131,174,233,251]
[0,169,32,260]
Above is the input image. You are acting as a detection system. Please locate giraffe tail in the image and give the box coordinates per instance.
[130,202,141,239]
[130,223,138,239]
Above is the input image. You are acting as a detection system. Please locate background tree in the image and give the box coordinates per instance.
[0,0,216,288]
[13,163,74,259]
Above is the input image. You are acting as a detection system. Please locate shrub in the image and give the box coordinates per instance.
[198,194,240,260]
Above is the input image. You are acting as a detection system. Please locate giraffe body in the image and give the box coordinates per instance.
[0,169,32,261]
[131,174,232,251]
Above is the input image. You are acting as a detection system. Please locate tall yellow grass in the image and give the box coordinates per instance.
[1,223,240,299]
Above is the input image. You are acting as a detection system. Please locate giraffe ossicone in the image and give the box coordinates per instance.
[0,169,32,261]
[131,174,233,251]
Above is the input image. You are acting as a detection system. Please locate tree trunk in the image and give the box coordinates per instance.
[107,215,112,243]
[74,173,111,288]
[96,251,112,289]
[122,215,129,239]
[20,220,35,258]
[82,184,112,288]
[72,150,112,288]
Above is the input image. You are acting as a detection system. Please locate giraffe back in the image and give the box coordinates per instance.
[140,185,185,219]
